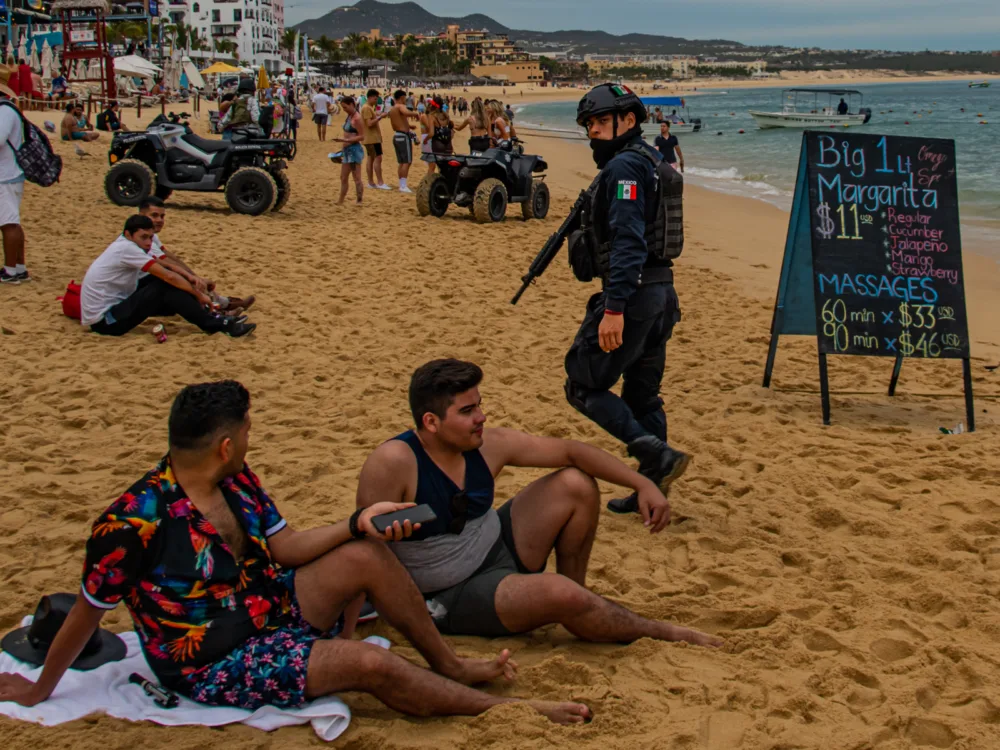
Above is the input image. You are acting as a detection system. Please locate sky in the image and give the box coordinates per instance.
[286,0,1000,52]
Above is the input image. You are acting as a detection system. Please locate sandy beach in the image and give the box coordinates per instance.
[0,95,998,750]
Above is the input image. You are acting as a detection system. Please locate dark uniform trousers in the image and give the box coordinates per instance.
[564,282,680,446]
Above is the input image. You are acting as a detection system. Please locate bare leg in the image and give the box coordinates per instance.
[337,163,350,205]
[365,153,375,186]
[374,155,384,185]
[352,164,364,203]
[1,224,24,267]
[495,572,721,648]
[295,539,513,685]
[508,468,601,585]
[305,638,591,725]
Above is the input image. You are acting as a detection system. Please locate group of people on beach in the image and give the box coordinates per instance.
[312,87,518,201]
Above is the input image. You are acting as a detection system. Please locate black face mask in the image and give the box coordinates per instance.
[590,124,643,169]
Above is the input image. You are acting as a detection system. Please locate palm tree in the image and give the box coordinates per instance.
[281,28,297,56]
[189,28,207,53]
[342,32,363,58]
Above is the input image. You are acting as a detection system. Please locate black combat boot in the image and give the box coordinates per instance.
[606,436,691,514]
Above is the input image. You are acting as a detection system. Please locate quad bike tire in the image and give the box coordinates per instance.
[225,166,277,216]
[472,178,507,223]
[272,169,291,212]
[155,185,173,201]
[105,158,155,207]
[521,180,550,221]
[416,174,450,217]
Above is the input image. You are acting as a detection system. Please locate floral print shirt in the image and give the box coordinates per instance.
[81,457,292,689]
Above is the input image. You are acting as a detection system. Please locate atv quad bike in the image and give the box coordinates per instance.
[104,112,296,216]
[415,139,549,223]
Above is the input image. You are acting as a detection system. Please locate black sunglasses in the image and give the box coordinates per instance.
[448,491,469,535]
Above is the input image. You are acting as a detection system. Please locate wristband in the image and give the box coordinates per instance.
[604,309,624,316]
[348,508,366,539]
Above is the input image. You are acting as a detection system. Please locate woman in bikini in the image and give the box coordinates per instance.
[333,96,366,205]
[423,97,454,175]
[463,98,491,153]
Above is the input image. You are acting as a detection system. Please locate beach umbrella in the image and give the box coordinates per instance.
[199,61,240,75]
[76,59,88,81]
[88,58,101,81]
[4,41,12,63]
[17,35,26,64]
[257,64,269,92]
[41,41,52,79]
[29,42,40,71]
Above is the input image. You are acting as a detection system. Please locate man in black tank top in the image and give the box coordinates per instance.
[356,359,721,649]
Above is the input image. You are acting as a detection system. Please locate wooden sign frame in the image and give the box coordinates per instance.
[763,132,975,431]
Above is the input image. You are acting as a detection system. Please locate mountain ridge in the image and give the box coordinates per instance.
[292,0,747,55]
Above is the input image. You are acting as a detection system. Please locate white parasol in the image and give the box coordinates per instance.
[41,41,52,80]
[17,35,26,65]
[74,59,88,81]
[88,57,101,80]
[4,41,12,64]
[29,41,40,71]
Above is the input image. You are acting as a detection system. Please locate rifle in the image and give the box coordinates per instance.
[510,189,588,305]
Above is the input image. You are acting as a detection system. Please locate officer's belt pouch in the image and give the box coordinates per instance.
[568,229,595,282]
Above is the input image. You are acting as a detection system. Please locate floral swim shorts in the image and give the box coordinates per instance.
[184,572,336,710]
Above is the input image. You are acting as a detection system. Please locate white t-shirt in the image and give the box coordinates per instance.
[0,102,24,184]
[137,234,165,280]
[80,236,158,326]
[311,93,332,115]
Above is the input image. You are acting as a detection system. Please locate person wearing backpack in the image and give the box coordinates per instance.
[564,83,690,519]
[0,65,28,284]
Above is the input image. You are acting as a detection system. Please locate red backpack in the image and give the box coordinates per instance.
[59,280,81,320]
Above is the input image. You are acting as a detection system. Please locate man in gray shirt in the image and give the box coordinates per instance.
[355,359,721,648]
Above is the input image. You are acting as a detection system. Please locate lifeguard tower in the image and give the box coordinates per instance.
[50,0,114,99]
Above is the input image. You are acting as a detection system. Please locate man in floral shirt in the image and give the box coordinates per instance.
[0,381,590,725]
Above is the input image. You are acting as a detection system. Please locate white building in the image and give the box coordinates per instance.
[163,0,285,72]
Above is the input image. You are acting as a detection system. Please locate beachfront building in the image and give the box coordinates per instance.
[161,0,285,72]
[583,54,699,78]
[471,60,544,83]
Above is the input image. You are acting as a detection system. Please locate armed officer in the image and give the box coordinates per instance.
[564,83,690,518]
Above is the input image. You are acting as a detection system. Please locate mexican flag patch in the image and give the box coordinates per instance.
[617,181,637,200]
[611,85,632,97]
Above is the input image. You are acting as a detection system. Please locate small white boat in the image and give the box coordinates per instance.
[641,96,702,134]
[750,88,873,130]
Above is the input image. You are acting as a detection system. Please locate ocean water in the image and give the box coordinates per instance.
[516,81,999,248]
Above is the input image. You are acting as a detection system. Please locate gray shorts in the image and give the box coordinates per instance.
[426,500,543,637]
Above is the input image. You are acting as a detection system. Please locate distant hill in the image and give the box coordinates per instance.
[294,0,511,40]
[292,0,746,55]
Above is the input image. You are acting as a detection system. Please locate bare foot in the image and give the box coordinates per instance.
[527,700,592,725]
[667,624,723,648]
[447,649,517,685]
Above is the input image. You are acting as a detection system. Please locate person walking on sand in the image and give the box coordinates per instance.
[653,121,684,173]
[361,88,390,190]
[311,87,334,142]
[465,98,491,153]
[0,66,28,284]
[0,380,591,726]
[334,96,366,206]
[389,90,421,194]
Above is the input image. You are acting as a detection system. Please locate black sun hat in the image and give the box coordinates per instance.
[2,593,127,671]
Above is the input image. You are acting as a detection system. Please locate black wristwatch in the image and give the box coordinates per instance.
[348,508,366,540]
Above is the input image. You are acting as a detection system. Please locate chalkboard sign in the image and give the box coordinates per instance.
[763,131,975,429]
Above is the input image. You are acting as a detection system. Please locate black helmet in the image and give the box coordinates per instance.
[237,78,255,96]
[576,83,647,127]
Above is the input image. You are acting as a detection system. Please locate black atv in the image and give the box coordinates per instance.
[104,112,296,216]
[415,139,549,223]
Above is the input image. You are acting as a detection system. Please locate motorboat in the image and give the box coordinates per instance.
[641,96,702,134]
[969,80,991,89]
[749,88,873,129]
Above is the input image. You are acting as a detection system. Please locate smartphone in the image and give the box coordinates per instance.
[371,505,437,535]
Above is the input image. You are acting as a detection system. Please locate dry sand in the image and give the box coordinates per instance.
[0,100,998,750]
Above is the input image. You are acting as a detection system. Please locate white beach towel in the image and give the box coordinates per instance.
[0,617,390,741]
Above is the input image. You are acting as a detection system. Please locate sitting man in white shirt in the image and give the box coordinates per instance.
[81,214,256,338]
[138,197,255,313]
